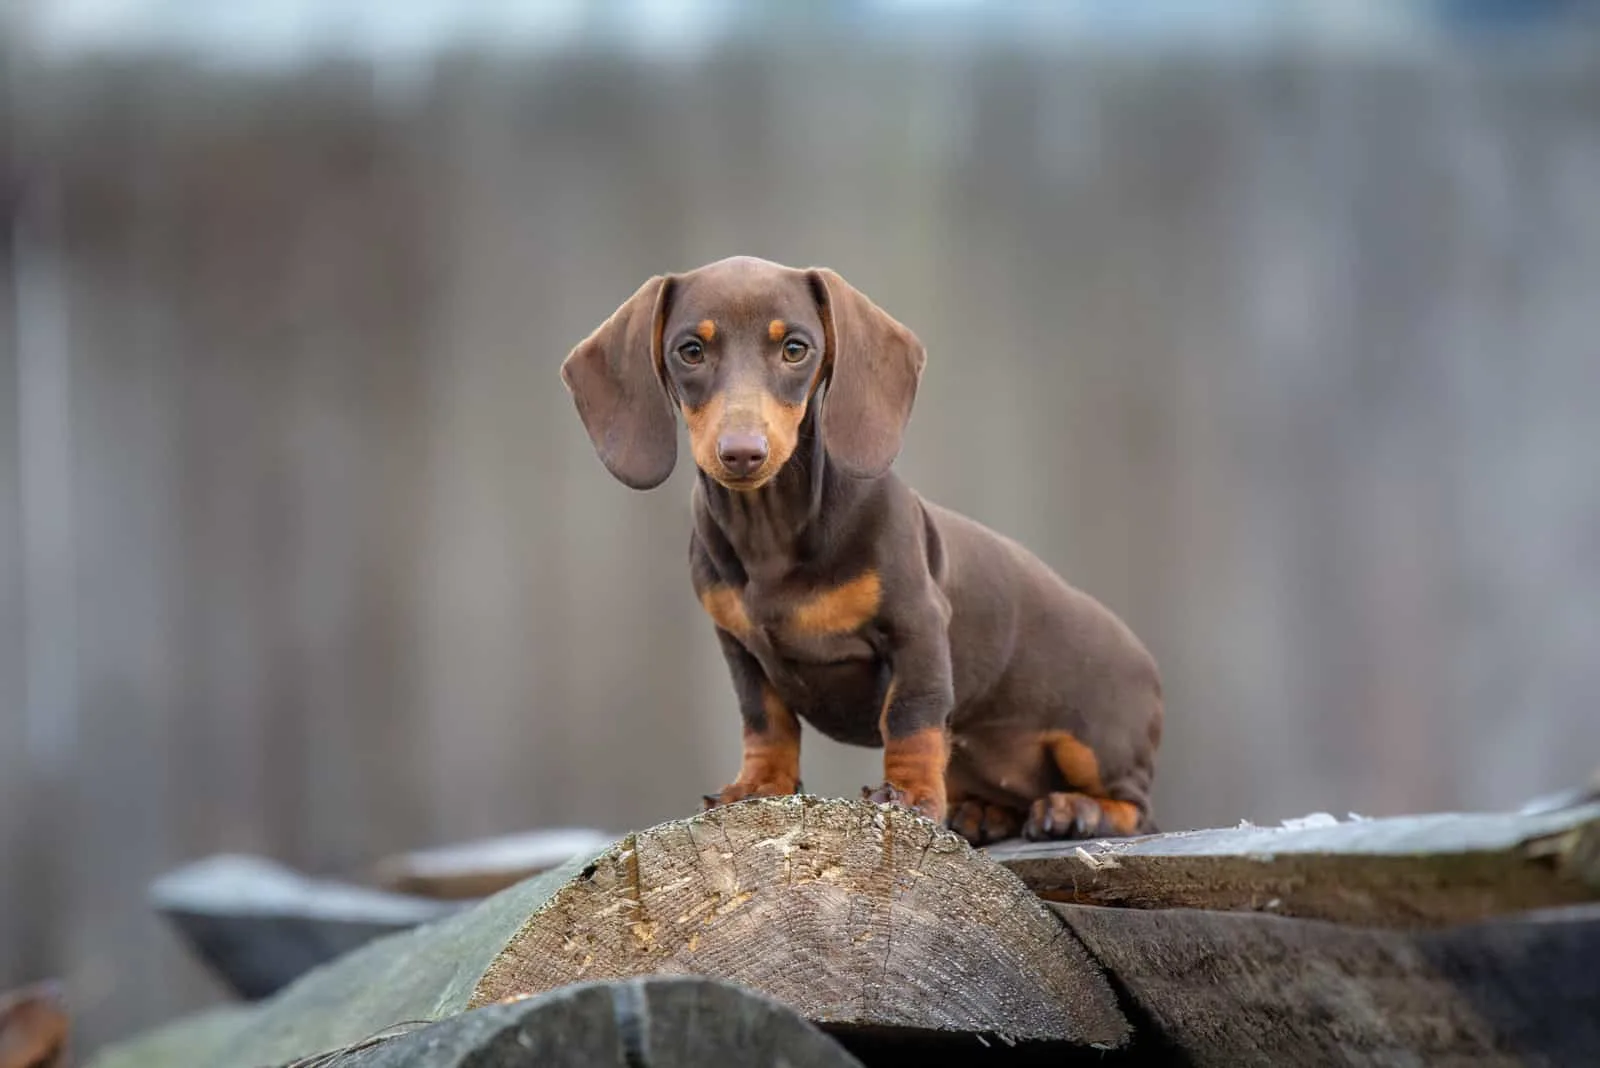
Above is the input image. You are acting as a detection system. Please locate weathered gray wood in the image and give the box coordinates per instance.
[989,803,1600,925]
[1054,900,1600,1067]
[79,1007,252,1068]
[150,855,465,999]
[92,799,1126,1068]
[89,853,598,1068]
[473,797,1126,1047]
[370,828,615,901]
[310,976,864,1068]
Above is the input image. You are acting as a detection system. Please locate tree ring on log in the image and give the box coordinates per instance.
[470,795,1127,1048]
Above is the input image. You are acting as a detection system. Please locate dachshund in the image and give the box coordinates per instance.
[561,256,1162,843]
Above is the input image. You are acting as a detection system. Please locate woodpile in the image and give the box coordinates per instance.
[85,792,1600,1067]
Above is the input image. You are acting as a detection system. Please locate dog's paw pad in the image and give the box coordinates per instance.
[947,800,1023,845]
[862,782,908,807]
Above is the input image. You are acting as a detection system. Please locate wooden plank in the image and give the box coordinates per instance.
[90,799,1127,1068]
[988,802,1600,925]
[1053,901,1600,1067]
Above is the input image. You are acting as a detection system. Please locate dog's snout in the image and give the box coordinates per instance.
[717,432,769,478]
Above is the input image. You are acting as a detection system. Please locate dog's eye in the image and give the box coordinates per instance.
[781,339,809,363]
[677,340,705,365]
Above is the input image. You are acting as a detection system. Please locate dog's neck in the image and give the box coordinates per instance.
[695,404,864,587]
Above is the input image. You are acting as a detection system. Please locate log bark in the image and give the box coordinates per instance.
[1053,901,1600,1067]
[91,798,1126,1068]
[310,976,864,1068]
[988,801,1600,925]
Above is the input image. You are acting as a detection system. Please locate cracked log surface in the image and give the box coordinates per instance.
[90,797,1125,1068]
[988,801,1600,926]
[473,796,1125,1046]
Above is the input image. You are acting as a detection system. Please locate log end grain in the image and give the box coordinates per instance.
[473,796,1128,1048]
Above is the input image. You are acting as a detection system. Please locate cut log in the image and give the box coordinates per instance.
[0,981,70,1068]
[988,801,1600,925]
[90,798,1126,1068]
[304,976,864,1068]
[470,796,1123,1046]
[1053,901,1600,1066]
[371,828,616,901]
[150,855,465,999]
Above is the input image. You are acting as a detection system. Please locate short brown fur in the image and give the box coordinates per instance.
[562,256,1164,843]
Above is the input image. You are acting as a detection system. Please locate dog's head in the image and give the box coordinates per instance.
[561,256,925,490]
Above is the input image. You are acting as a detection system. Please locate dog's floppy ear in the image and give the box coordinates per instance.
[808,267,927,479]
[560,275,678,490]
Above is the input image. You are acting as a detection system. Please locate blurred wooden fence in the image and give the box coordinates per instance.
[3,40,1600,1051]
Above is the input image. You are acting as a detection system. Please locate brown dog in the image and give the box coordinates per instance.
[562,257,1163,843]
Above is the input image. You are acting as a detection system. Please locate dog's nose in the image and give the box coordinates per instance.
[717,432,769,478]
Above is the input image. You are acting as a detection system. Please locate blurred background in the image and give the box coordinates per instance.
[4,0,1600,1053]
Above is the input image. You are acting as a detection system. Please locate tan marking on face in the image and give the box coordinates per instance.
[790,570,881,636]
[759,393,805,477]
[682,390,808,489]
[768,319,787,342]
[699,584,749,637]
[696,319,717,343]
[682,392,727,477]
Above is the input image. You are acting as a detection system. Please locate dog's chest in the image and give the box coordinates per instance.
[700,571,882,664]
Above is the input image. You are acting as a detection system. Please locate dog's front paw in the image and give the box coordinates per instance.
[861,781,945,823]
[946,800,1023,846]
[701,778,803,812]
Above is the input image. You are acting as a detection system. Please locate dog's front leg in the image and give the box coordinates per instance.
[863,621,955,823]
[702,630,802,810]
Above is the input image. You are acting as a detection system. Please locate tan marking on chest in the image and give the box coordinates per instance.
[790,571,881,636]
[700,585,749,637]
